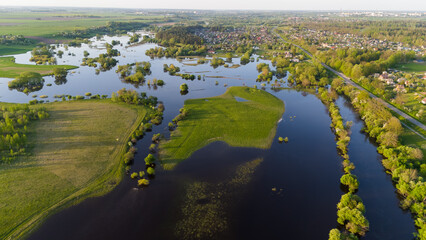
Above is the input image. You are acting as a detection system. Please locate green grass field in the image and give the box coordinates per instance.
[0,45,36,56]
[159,86,285,169]
[0,56,77,78]
[395,62,426,73]
[0,10,172,56]
[392,111,426,156]
[0,11,167,38]
[0,99,149,239]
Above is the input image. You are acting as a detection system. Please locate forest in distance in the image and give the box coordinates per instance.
[0,5,425,240]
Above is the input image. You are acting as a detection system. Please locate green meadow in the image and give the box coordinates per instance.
[0,57,77,78]
[395,62,426,73]
[0,99,149,239]
[0,12,167,37]
[159,86,285,169]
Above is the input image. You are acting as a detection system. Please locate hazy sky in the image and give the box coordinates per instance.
[1,0,425,11]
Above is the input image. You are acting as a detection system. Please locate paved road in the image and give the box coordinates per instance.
[274,32,426,139]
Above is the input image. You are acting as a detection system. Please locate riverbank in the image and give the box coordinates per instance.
[0,99,149,239]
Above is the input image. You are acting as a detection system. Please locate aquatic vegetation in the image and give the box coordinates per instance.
[176,158,263,239]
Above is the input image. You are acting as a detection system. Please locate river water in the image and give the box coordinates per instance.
[0,33,415,239]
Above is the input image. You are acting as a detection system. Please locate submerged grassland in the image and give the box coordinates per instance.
[0,99,148,239]
[0,56,77,78]
[159,86,284,169]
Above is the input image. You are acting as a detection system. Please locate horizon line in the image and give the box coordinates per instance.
[0,5,425,12]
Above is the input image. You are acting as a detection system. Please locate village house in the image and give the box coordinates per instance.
[394,85,407,93]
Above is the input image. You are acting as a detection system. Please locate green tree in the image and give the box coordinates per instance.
[144,153,156,165]
[180,83,188,92]
[340,174,359,192]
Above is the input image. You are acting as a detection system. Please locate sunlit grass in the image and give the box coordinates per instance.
[159,86,284,169]
[0,56,77,78]
[0,99,148,239]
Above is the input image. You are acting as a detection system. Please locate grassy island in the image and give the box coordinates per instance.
[159,86,284,169]
[0,56,77,78]
[0,99,149,239]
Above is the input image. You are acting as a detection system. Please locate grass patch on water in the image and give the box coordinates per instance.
[0,99,149,239]
[0,56,77,78]
[159,86,284,169]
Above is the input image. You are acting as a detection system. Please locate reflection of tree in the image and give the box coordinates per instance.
[121,79,144,88]
[180,90,188,96]
[53,68,68,85]
[275,71,287,79]
[54,76,67,85]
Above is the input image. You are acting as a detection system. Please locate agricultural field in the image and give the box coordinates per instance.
[0,11,168,37]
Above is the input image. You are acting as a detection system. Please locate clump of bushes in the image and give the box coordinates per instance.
[147,167,155,176]
[180,83,188,93]
[336,193,369,236]
[152,133,161,143]
[30,45,56,64]
[111,88,158,107]
[0,105,49,163]
[144,153,156,166]
[163,64,180,75]
[340,173,359,192]
[210,56,225,68]
[138,178,149,186]
[8,72,44,93]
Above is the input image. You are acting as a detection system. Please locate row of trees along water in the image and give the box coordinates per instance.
[110,88,166,187]
[288,59,424,239]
